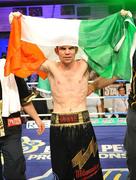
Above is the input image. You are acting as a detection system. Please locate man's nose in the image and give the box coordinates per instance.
[65,49,70,54]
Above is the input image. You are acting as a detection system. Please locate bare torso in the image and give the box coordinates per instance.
[42,59,89,113]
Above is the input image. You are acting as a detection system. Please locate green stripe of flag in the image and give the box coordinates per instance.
[79,12,136,80]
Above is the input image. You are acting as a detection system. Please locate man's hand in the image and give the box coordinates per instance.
[36,120,45,135]
[120,9,132,17]
[9,11,22,24]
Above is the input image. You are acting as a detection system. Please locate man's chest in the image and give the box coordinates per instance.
[54,71,87,88]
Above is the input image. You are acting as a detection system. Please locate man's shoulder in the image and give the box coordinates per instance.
[42,59,57,69]
[76,59,88,66]
[45,59,57,64]
[76,59,87,63]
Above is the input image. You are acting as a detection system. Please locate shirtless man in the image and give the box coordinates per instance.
[40,45,104,180]
[9,9,130,180]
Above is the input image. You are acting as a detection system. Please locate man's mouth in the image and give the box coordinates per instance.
[64,57,71,59]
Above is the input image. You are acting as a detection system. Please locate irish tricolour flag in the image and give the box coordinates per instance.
[5,12,136,82]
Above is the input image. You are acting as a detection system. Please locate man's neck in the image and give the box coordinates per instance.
[60,60,76,70]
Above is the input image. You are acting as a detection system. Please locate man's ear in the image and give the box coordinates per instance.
[75,47,78,54]
[54,47,59,55]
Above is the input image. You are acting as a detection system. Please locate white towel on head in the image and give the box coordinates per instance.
[0,58,21,117]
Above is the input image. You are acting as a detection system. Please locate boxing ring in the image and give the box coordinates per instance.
[21,82,129,180]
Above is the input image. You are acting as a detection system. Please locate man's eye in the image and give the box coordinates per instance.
[69,47,74,50]
[60,48,65,50]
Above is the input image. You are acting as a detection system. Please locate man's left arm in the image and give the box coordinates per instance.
[22,102,45,135]
[15,76,45,135]
[88,76,119,94]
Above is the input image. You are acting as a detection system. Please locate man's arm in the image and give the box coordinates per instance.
[39,60,51,73]
[22,102,45,135]
[15,76,45,135]
[88,76,119,94]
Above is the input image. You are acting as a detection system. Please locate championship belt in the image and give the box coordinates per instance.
[58,114,78,123]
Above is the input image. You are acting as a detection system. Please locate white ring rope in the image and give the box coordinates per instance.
[21,112,127,117]
[32,96,128,101]
[25,81,129,117]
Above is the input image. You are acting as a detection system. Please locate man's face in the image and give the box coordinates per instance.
[55,46,78,64]
[118,87,126,96]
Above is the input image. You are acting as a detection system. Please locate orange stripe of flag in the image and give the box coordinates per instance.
[5,16,47,79]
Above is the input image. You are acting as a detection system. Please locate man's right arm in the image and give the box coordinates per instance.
[39,60,52,73]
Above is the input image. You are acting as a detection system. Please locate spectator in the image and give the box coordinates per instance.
[87,89,103,118]
[112,86,128,117]
[0,58,45,180]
